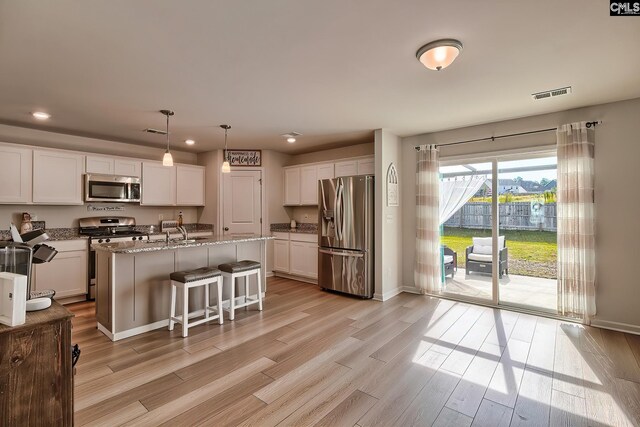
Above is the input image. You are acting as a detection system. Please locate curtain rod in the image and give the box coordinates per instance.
[414,121,602,151]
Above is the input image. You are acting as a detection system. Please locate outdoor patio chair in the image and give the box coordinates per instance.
[465,236,509,278]
[443,246,457,279]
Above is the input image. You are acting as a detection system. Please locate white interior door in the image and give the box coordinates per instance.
[222,170,262,235]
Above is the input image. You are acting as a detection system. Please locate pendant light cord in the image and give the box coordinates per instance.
[224,127,228,161]
[166,113,170,152]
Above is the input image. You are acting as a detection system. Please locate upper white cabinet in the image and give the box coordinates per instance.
[300,166,318,205]
[141,161,176,206]
[283,168,301,206]
[87,155,141,177]
[86,155,114,175]
[33,150,84,205]
[114,159,141,177]
[0,145,32,204]
[334,160,358,177]
[176,164,205,206]
[317,163,334,181]
[357,157,375,175]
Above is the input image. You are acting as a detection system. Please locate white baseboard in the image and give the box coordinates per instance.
[266,271,274,278]
[590,319,640,335]
[273,272,317,285]
[401,286,422,294]
[373,287,403,301]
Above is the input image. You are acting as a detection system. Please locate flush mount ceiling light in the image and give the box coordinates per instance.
[160,109,174,167]
[220,124,231,174]
[185,139,195,145]
[416,39,463,71]
[282,131,302,144]
[32,111,51,120]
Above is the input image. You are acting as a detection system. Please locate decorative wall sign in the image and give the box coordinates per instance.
[386,163,399,206]
[87,205,125,212]
[227,150,262,167]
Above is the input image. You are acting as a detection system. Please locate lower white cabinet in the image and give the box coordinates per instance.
[32,240,88,300]
[272,232,317,279]
[273,239,290,272]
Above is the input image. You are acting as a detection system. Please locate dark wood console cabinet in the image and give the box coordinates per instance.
[0,301,74,426]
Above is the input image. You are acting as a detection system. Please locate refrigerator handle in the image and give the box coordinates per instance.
[319,248,364,258]
[335,179,343,241]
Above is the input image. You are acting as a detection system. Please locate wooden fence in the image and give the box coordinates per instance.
[444,202,557,231]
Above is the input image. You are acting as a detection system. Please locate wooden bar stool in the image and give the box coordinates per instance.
[217,260,263,321]
[169,266,223,337]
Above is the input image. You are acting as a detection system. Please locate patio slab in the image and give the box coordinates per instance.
[443,268,557,312]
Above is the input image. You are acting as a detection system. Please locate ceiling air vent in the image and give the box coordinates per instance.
[144,128,167,135]
[532,86,572,100]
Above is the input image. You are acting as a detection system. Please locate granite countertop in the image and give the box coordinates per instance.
[270,223,318,235]
[93,234,274,254]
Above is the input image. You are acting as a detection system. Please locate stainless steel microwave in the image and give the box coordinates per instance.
[85,174,141,203]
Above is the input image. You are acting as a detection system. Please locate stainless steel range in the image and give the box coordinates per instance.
[79,216,149,299]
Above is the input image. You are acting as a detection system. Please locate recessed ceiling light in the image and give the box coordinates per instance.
[32,111,51,120]
[185,139,195,145]
[287,137,296,143]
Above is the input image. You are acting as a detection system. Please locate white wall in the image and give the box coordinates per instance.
[401,97,640,331]
[374,129,403,300]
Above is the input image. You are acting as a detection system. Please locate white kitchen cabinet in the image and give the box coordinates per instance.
[334,160,357,177]
[87,156,141,177]
[289,234,318,278]
[86,155,115,175]
[357,157,375,175]
[0,145,32,204]
[317,163,334,181]
[283,168,301,205]
[176,164,205,206]
[32,149,84,205]
[141,161,176,206]
[300,166,318,205]
[33,239,87,300]
[114,159,141,177]
[273,239,290,273]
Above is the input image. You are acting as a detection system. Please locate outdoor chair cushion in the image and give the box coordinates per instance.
[443,255,454,264]
[472,236,505,255]
[468,253,493,262]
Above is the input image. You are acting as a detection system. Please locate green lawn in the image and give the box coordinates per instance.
[441,227,557,279]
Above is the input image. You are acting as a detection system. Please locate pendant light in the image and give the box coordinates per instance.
[220,124,231,174]
[160,109,174,166]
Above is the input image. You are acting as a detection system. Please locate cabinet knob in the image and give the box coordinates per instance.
[224,227,229,231]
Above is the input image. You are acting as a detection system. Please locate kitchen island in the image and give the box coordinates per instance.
[92,234,273,341]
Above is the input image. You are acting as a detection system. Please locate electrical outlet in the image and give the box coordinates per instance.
[158,214,164,221]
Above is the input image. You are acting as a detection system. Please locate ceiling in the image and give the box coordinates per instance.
[1,1,639,154]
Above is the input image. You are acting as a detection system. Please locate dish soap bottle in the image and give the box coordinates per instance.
[178,211,183,227]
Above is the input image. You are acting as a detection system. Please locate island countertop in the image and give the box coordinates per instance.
[92,234,274,254]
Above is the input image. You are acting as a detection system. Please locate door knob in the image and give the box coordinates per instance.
[224,227,229,231]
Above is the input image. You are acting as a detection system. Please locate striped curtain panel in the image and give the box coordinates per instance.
[415,145,441,293]
[557,122,596,322]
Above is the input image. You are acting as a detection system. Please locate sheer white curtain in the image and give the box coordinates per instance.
[557,122,596,322]
[415,145,441,293]
[440,176,487,224]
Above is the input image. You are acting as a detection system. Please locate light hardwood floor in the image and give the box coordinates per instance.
[70,277,640,426]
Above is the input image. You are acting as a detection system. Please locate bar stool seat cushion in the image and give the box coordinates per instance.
[218,260,261,274]
[170,267,221,283]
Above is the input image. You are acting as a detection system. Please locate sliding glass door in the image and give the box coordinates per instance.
[439,151,559,315]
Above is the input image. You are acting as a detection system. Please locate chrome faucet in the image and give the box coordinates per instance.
[177,226,188,240]
[165,230,171,243]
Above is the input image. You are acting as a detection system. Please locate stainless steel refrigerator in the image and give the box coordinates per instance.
[318,175,374,298]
